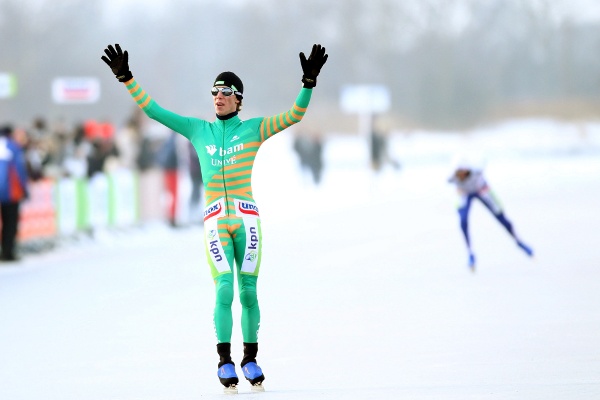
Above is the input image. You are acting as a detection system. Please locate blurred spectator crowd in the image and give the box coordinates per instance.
[8,108,160,182]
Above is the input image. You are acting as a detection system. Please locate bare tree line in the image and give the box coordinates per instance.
[1,0,599,130]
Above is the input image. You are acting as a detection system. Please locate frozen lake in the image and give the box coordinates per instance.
[1,120,600,399]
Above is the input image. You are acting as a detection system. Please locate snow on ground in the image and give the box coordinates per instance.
[1,119,599,399]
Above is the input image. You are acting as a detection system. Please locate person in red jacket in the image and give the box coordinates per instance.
[0,125,29,261]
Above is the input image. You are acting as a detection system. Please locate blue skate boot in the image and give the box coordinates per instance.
[242,362,265,390]
[242,343,265,391]
[217,343,239,393]
[468,252,476,272]
[218,363,239,393]
[517,241,534,257]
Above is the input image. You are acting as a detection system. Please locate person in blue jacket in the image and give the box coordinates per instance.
[448,156,533,271]
[0,125,28,261]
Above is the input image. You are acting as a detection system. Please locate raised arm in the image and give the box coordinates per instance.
[101,44,196,138]
[258,44,328,142]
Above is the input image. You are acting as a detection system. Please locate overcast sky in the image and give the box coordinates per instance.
[97,0,600,22]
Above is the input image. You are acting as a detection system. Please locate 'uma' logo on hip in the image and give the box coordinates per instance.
[238,201,259,216]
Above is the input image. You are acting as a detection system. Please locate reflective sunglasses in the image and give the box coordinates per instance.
[211,87,235,97]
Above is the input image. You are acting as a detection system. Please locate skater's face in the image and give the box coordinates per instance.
[455,169,471,181]
[212,85,240,116]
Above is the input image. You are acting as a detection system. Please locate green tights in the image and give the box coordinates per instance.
[214,272,260,343]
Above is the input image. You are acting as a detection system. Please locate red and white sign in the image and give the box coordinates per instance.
[52,77,100,104]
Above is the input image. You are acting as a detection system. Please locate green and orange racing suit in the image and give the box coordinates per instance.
[123,78,312,344]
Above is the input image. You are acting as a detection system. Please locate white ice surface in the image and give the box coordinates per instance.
[1,119,600,399]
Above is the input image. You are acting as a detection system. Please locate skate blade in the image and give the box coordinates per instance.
[251,383,265,392]
[223,385,238,394]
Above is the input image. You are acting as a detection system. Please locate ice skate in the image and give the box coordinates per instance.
[218,363,239,394]
[468,252,476,271]
[517,241,534,257]
[222,384,238,395]
[242,361,265,391]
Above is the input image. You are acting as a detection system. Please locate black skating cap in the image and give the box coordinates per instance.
[213,71,243,99]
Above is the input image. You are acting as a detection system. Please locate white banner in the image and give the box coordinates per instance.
[0,73,17,98]
[340,84,391,114]
[52,77,100,104]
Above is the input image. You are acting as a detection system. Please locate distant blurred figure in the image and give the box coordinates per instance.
[156,131,180,227]
[115,117,142,171]
[0,125,29,262]
[28,116,53,178]
[47,118,71,177]
[62,122,88,179]
[188,141,203,223]
[29,116,48,142]
[85,121,119,178]
[12,126,44,181]
[293,130,324,185]
[370,116,400,172]
[448,155,533,271]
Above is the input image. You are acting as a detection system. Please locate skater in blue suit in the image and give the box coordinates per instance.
[448,157,533,271]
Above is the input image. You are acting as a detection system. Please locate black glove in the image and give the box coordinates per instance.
[101,44,133,83]
[299,44,328,88]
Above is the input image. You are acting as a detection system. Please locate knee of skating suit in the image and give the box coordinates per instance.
[214,275,235,343]
[238,275,260,343]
